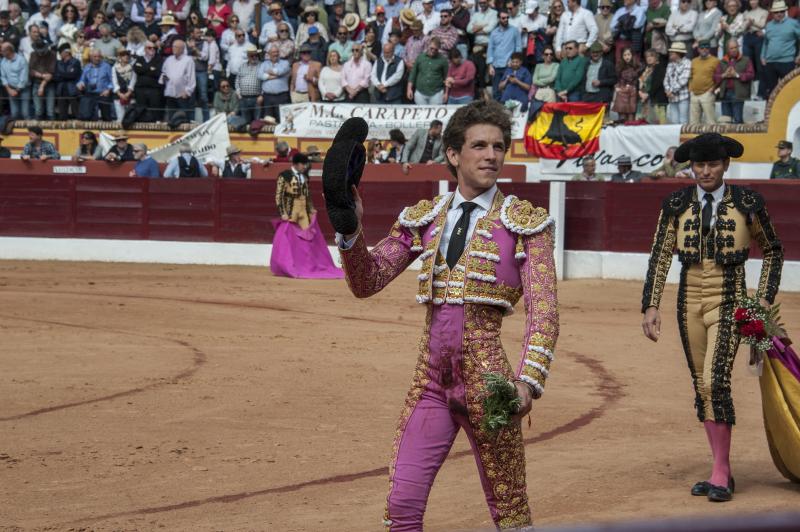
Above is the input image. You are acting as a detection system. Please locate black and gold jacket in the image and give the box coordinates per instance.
[275,169,314,218]
[642,185,783,312]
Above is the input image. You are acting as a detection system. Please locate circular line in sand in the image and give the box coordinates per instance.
[61,349,624,525]
[0,314,207,422]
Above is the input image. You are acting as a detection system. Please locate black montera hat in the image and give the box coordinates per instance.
[674,133,744,163]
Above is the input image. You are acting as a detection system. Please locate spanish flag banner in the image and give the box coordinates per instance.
[525,102,605,160]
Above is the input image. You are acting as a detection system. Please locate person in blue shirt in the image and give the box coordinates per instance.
[487,10,521,101]
[760,1,800,100]
[499,52,532,111]
[76,49,114,121]
[0,42,30,119]
[258,44,291,123]
[129,143,161,178]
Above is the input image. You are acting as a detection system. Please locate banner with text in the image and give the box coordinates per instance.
[538,124,682,174]
[99,113,230,163]
[275,102,529,139]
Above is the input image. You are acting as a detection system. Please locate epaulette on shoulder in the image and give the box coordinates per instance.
[500,195,553,235]
[398,194,450,228]
[662,186,693,215]
[730,185,765,214]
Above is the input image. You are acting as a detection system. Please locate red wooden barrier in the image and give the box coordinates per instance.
[1,174,798,260]
[0,160,526,183]
[564,180,800,260]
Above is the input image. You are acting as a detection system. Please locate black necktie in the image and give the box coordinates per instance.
[446,202,478,269]
[701,193,714,236]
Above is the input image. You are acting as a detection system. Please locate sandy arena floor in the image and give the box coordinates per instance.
[1,261,799,531]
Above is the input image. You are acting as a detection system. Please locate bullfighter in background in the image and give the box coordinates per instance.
[270,151,342,279]
[641,133,784,502]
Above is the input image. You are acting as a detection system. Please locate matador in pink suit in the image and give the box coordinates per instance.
[323,101,559,530]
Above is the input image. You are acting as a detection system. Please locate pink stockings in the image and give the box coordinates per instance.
[703,420,732,486]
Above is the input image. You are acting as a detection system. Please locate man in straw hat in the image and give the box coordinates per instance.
[664,40,691,124]
[158,12,180,56]
[329,15,356,62]
[260,2,295,45]
[210,145,252,178]
[642,133,783,502]
[342,12,364,41]
[760,0,800,100]
[104,132,135,162]
[383,7,417,46]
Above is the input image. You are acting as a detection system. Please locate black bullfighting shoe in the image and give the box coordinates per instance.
[691,481,711,496]
[322,117,368,236]
[707,477,735,502]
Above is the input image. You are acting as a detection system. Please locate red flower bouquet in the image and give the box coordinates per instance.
[734,296,785,352]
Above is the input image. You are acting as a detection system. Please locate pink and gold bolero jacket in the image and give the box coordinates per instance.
[339,190,559,397]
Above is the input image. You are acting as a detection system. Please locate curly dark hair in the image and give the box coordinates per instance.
[442,100,512,177]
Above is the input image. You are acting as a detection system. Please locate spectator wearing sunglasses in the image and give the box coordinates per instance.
[130,0,161,25]
[259,2,295,47]
[130,143,161,178]
[226,28,250,86]
[133,39,164,122]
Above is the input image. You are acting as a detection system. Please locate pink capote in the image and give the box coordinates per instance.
[269,214,344,279]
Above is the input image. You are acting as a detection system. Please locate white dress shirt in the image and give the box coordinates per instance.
[337,184,498,254]
[437,185,497,259]
[555,6,598,49]
[697,182,725,229]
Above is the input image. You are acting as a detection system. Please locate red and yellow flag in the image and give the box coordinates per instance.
[525,102,605,160]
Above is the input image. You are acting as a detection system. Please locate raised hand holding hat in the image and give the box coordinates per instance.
[322,118,368,236]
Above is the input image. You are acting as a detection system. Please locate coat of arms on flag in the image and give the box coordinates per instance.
[525,102,605,160]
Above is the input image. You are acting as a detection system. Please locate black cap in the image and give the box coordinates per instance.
[112,2,125,11]
[293,153,310,164]
[674,133,744,163]
[777,140,793,150]
[0,10,10,18]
